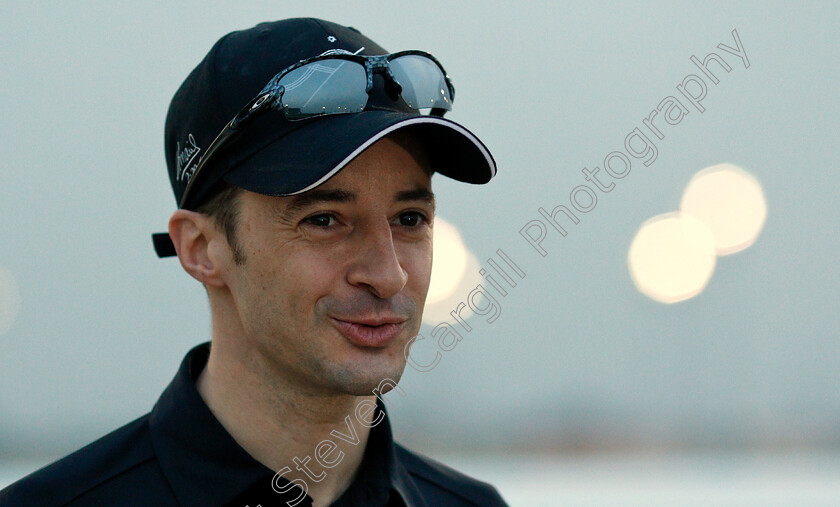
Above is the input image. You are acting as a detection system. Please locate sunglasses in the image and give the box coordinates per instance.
[180,50,454,208]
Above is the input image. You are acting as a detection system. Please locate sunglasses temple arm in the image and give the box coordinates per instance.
[178,88,283,209]
[177,124,236,209]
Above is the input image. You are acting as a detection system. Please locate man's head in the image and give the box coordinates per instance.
[156,18,495,394]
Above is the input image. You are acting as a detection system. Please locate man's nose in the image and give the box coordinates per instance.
[346,220,408,299]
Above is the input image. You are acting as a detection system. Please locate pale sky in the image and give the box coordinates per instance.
[1,0,839,459]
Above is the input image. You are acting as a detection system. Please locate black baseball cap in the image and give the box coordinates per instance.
[153,18,496,257]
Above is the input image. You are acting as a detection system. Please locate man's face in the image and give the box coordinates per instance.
[222,135,435,396]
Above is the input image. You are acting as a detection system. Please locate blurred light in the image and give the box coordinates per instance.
[423,217,482,325]
[680,163,767,255]
[426,217,469,304]
[0,267,22,336]
[628,212,717,304]
[423,252,482,325]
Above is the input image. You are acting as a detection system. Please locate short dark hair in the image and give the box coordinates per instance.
[194,181,246,265]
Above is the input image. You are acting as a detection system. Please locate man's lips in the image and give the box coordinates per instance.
[331,317,407,348]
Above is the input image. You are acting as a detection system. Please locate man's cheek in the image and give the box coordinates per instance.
[399,249,430,285]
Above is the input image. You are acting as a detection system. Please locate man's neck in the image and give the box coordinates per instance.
[196,339,373,506]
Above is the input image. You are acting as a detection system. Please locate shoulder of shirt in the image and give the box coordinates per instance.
[0,413,166,506]
[394,443,509,506]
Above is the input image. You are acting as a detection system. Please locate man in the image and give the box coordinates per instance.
[0,18,505,506]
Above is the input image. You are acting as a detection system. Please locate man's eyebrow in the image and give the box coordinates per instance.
[281,189,356,216]
[279,187,436,219]
[396,188,436,209]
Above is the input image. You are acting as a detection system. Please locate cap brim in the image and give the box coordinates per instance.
[222,110,496,196]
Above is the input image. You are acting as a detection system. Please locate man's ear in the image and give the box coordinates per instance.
[168,210,227,287]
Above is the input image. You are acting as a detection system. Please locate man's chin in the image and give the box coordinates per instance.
[329,360,408,397]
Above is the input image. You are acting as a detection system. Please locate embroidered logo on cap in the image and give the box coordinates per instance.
[176,134,201,182]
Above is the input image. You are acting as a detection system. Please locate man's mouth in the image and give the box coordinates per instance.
[331,317,407,348]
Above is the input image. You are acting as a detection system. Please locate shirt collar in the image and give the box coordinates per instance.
[148,342,422,506]
[331,393,401,506]
[149,342,276,506]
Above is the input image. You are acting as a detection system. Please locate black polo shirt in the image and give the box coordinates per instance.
[0,343,507,506]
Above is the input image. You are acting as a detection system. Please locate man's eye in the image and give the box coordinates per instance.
[398,212,427,227]
[304,214,336,227]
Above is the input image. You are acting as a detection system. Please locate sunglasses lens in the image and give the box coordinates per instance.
[279,60,368,120]
[389,55,452,111]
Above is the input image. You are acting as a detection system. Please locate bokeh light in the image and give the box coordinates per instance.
[628,212,717,304]
[426,217,469,304]
[423,217,480,324]
[423,253,482,325]
[0,267,22,336]
[680,163,767,255]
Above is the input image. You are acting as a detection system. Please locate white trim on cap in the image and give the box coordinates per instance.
[290,116,497,195]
